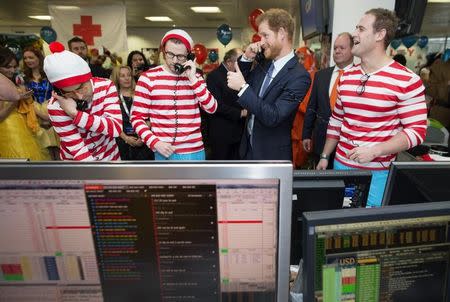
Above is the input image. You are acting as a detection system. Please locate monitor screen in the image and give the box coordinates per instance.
[299,0,328,40]
[290,170,372,264]
[302,201,450,302]
[0,162,293,302]
[382,162,450,206]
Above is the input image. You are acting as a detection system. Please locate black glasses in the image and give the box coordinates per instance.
[356,74,370,95]
[165,51,187,61]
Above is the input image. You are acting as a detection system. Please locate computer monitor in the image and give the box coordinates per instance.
[382,161,450,206]
[0,161,293,302]
[290,170,372,264]
[302,201,450,302]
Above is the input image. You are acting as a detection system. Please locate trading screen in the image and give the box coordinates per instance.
[0,179,279,302]
[313,215,450,302]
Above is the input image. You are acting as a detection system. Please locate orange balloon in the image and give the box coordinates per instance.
[248,8,264,32]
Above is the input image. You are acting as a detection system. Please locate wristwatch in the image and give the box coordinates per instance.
[320,153,329,160]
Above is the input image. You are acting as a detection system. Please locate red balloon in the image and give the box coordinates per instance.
[248,8,264,32]
[252,33,261,43]
[193,43,207,65]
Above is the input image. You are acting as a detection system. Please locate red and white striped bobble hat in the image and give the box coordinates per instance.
[43,42,92,89]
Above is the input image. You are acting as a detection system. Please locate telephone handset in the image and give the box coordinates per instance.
[174,52,196,75]
[255,50,265,63]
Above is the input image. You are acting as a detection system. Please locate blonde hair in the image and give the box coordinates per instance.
[110,65,136,93]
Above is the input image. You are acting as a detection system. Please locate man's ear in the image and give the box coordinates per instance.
[375,28,387,43]
[278,27,287,40]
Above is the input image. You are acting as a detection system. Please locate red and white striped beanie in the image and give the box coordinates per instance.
[160,29,194,51]
[43,42,92,89]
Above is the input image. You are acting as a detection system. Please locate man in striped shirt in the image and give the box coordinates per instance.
[317,8,427,207]
[43,42,122,161]
[131,29,217,160]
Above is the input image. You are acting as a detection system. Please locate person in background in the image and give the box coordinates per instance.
[206,48,246,160]
[127,50,152,82]
[317,8,427,207]
[302,33,354,169]
[0,47,50,160]
[227,8,311,160]
[291,46,317,168]
[131,29,217,160]
[22,46,60,160]
[68,36,111,78]
[44,42,122,161]
[110,65,153,160]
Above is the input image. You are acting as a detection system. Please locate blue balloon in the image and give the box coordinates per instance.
[216,24,232,46]
[402,35,417,48]
[40,26,57,44]
[443,49,450,63]
[417,36,428,48]
[5,43,22,61]
[208,50,219,63]
[390,39,401,50]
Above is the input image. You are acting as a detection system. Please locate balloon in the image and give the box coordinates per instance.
[216,24,233,46]
[208,50,218,63]
[40,26,57,44]
[248,8,264,32]
[193,43,207,64]
[443,49,450,63]
[251,33,261,43]
[417,36,428,48]
[390,39,401,50]
[402,35,417,48]
[5,43,22,61]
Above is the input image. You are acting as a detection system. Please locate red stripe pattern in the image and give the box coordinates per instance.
[327,61,427,170]
[48,77,122,161]
[130,66,217,154]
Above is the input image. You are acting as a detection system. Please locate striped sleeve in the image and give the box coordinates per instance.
[191,76,217,113]
[48,99,95,161]
[73,82,122,138]
[397,73,428,148]
[131,74,159,149]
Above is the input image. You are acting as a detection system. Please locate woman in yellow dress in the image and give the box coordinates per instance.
[0,47,50,160]
[22,46,60,160]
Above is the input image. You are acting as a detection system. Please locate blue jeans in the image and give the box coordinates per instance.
[154,150,205,161]
[333,160,389,208]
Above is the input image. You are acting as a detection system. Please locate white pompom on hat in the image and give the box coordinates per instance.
[43,42,92,89]
[160,29,194,51]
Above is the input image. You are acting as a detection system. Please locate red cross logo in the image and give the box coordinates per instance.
[73,16,102,46]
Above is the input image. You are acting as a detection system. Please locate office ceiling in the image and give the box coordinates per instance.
[0,0,448,36]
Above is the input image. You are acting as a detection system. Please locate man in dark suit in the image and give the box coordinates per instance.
[206,48,247,159]
[227,8,311,160]
[302,32,354,168]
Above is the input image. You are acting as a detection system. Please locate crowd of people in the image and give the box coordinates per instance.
[1,7,448,206]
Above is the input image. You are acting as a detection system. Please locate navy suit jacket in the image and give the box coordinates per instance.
[206,64,244,144]
[238,56,311,160]
[302,66,334,156]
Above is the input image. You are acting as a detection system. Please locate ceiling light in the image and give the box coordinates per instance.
[190,6,221,13]
[28,16,52,20]
[53,6,80,10]
[428,0,450,2]
[145,16,173,22]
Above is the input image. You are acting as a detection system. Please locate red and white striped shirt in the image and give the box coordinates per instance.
[131,66,217,154]
[48,78,122,161]
[327,61,427,170]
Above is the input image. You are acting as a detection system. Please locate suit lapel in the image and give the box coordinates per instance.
[261,56,297,98]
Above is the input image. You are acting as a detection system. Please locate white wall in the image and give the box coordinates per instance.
[329,0,395,66]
